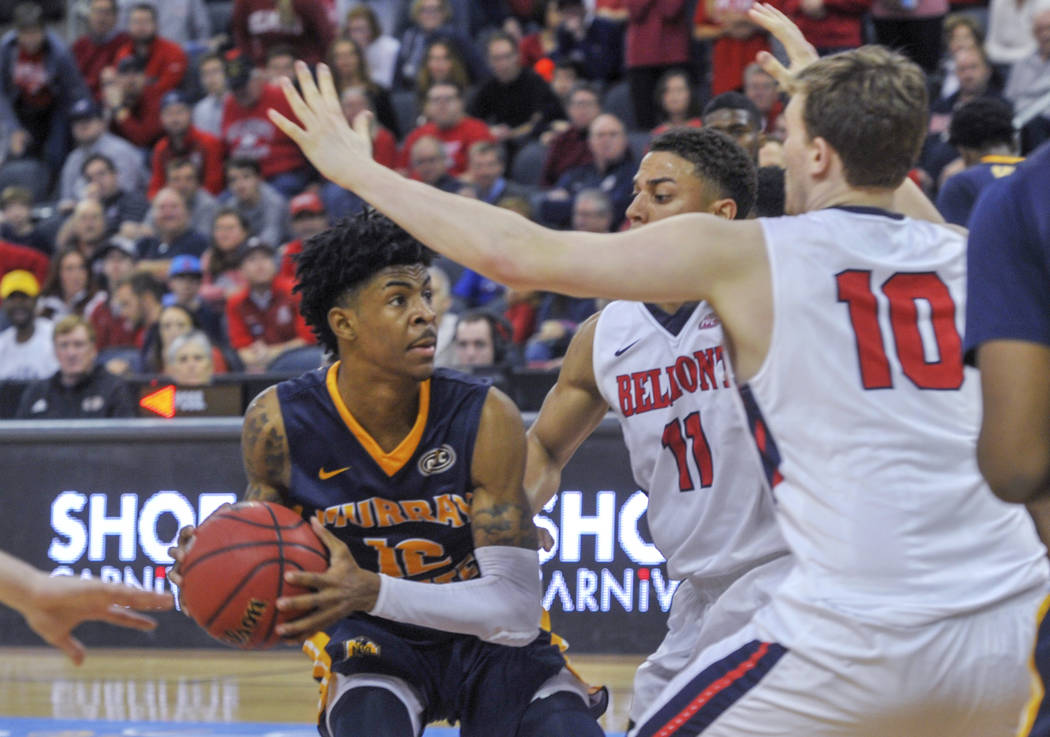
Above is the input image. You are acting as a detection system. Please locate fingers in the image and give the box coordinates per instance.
[98,605,160,631]
[55,633,86,666]
[276,590,320,612]
[315,63,343,118]
[284,569,327,589]
[294,60,323,112]
[757,51,792,89]
[269,88,308,144]
[310,518,346,559]
[275,609,334,640]
[104,588,174,612]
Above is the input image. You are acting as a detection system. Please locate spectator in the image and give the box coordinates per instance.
[1004,5,1050,150]
[191,52,227,138]
[400,82,494,176]
[549,59,580,106]
[56,198,109,260]
[626,1,691,130]
[15,314,136,419]
[393,0,486,90]
[72,0,129,100]
[0,238,49,287]
[520,0,562,71]
[158,157,219,239]
[278,192,330,281]
[0,270,58,380]
[429,264,457,367]
[541,83,600,186]
[113,3,188,98]
[328,37,399,135]
[408,135,464,192]
[743,63,783,135]
[135,188,209,279]
[986,0,1044,66]
[200,208,251,307]
[81,153,150,241]
[37,247,103,322]
[651,68,703,135]
[0,186,50,255]
[111,270,164,358]
[148,91,224,199]
[220,51,310,197]
[165,329,216,385]
[116,0,213,49]
[87,239,140,350]
[694,0,767,97]
[936,14,983,102]
[58,98,148,206]
[415,38,471,107]
[469,31,566,154]
[103,53,163,147]
[781,0,870,56]
[870,0,948,73]
[263,44,296,84]
[452,309,511,367]
[142,303,226,374]
[344,4,401,90]
[226,239,313,372]
[538,113,635,228]
[224,157,290,248]
[936,98,1023,226]
[165,254,225,347]
[0,3,89,176]
[701,91,763,160]
[465,140,530,204]
[232,0,335,68]
[554,0,625,84]
[341,87,398,169]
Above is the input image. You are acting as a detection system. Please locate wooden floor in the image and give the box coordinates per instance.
[0,647,645,731]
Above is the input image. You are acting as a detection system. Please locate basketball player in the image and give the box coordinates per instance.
[268,4,1050,734]
[170,209,602,737]
[0,549,173,665]
[525,127,790,729]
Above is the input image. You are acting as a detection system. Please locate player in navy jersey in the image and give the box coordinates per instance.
[170,209,603,737]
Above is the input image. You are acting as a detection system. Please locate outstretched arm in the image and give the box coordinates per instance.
[525,315,610,513]
[0,550,172,665]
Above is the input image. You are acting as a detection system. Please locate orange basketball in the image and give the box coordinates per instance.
[178,501,329,649]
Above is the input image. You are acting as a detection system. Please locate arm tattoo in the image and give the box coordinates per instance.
[242,400,290,503]
[472,501,539,549]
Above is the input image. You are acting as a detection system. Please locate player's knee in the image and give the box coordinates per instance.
[328,686,414,737]
[517,691,604,737]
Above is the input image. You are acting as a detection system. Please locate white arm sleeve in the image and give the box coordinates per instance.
[367,545,542,647]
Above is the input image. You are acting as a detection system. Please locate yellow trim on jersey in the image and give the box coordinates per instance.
[325,362,431,477]
[1016,594,1050,736]
[979,155,1025,165]
[303,631,333,720]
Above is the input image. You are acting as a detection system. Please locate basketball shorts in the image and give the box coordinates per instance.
[630,553,791,724]
[305,613,570,737]
[630,584,1050,737]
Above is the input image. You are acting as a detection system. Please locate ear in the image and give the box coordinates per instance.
[809,136,835,179]
[709,197,739,221]
[328,305,355,344]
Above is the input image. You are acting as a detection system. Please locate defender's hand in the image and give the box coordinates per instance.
[166,523,198,611]
[268,62,374,190]
[275,518,380,641]
[748,3,819,88]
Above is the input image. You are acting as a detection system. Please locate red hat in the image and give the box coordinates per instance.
[290,191,325,217]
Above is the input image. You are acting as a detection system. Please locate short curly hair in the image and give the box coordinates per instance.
[948,97,1016,150]
[294,208,433,354]
[649,127,758,219]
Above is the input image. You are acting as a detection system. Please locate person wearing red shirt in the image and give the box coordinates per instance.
[71,0,128,100]
[220,51,310,197]
[693,0,769,96]
[112,4,187,99]
[399,81,493,176]
[231,0,335,68]
[148,91,224,198]
[625,0,692,130]
[780,0,870,53]
[104,55,163,147]
[278,191,329,282]
[225,239,314,372]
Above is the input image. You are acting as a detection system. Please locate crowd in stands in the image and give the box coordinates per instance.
[0,0,1048,418]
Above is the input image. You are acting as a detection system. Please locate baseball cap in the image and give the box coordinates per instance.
[224,50,253,91]
[169,254,203,277]
[0,269,40,299]
[243,237,275,257]
[161,90,191,111]
[290,191,325,217]
[70,98,102,122]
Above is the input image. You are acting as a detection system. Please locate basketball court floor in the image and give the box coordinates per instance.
[0,647,642,735]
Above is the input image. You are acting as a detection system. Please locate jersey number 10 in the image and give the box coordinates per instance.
[836,270,964,391]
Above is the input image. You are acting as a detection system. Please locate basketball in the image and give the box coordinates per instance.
[178,501,329,649]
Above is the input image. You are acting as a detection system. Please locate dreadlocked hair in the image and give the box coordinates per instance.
[294,208,434,354]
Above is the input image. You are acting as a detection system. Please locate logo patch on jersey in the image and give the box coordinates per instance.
[343,636,380,659]
[418,444,456,476]
[698,316,721,329]
[614,339,641,357]
[318,466,350,481]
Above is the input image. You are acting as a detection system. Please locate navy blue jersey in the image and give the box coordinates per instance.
[935,155,1024,226]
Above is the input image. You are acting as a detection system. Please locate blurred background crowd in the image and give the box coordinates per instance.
[0,0,1046,418]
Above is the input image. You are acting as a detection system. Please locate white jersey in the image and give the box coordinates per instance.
[750,207,1048,637]
[0,319,58,380]
[593,301,787,581]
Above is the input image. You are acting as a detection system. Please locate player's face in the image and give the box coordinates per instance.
[781,96,810,216]
[627,151,711,227]
[351,264,437,379]
[703,109,760,160]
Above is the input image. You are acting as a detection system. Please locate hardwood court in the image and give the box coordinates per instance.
[0,647,644,731]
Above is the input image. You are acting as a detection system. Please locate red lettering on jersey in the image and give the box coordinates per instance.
[633,371,655,413]
[664,365,683,404]
[647,368,671,409]
[617,374,634,416]
[401,499,437,523]
[675,356,698,392]
[715,346,732,388]
[373,498,407,527]
[694,348,718,391]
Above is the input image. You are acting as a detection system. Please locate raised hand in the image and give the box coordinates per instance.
[748,3,819,87]
[268,62,375,190]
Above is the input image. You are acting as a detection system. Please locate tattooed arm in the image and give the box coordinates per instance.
[240,386,292,503]
[278,388,543,646]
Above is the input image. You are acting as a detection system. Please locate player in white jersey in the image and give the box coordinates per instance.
[524,127,790,728]
[269,5,1050,733]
